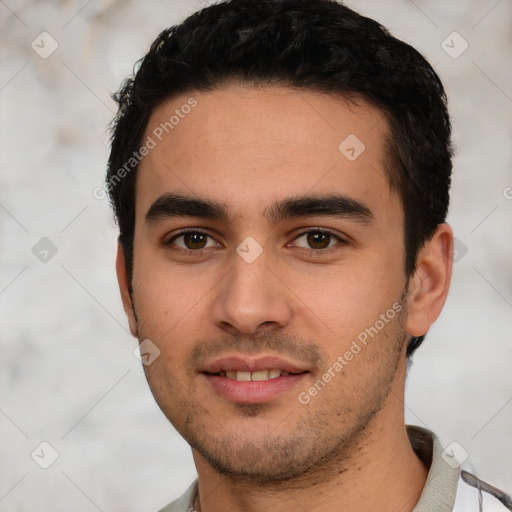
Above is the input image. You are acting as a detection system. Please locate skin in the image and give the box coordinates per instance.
[116,85,453,512]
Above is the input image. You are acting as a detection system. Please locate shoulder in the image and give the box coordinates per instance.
[453,470,512,512]
[407,426,511,512]
[158,481,198,512]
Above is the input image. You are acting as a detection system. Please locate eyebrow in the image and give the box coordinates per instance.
[144,193,373,225]
[264,195,373,224]
[145,193,229,224]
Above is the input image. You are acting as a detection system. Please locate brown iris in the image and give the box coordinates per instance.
[307,232,331,249]
[183,232,208,249]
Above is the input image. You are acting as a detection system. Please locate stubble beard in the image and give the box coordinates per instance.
[142,303,409,487]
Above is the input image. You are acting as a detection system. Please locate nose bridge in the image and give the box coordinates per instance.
[212,247,292,335]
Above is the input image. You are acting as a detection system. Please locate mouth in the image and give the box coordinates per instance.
[206,369,297,381]
[199,355,310,404]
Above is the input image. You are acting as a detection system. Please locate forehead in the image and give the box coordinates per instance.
[136,85,398,224]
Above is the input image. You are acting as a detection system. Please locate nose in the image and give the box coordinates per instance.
[211,252,293,336]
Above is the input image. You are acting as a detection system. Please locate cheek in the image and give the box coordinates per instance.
[131,259,214,347]
[290,255,404,340]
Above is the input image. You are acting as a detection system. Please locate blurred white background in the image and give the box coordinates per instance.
[1,0,511,510]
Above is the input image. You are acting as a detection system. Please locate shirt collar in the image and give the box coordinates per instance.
[409,425,460,511]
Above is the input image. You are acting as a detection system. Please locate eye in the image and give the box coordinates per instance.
[167,230,219,250]
[291,230,343,250]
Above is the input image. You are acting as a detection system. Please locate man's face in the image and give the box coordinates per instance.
[123,85,412,482]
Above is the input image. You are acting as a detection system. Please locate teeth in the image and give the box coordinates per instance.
[251,370,269,381]
[268,369,281,379]
[236,371,252,382]
[223,369,286,381]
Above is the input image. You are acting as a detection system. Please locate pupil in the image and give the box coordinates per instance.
[307,232,330,249]
[185,233,206,249]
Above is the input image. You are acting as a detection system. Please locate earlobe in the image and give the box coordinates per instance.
[115,240,138,338]
[405,224,453,337]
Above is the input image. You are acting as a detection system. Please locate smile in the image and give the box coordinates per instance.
[208,369,293,381]
[200,355,310,403]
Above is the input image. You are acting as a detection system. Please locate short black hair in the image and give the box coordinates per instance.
[107,0,453,356]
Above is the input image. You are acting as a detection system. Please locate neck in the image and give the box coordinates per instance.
[191,360,428,512]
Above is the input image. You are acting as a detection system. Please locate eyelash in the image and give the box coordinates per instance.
[164,228,346,254]
[290,229,346,255]
[165,228,217,252]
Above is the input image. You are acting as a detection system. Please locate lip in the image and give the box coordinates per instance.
[200,355,309,374]
[202,373,308,404]
[199,354,310,404]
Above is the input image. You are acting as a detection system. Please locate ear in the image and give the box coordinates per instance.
[406,224,453,337]
[116,240,138,337]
